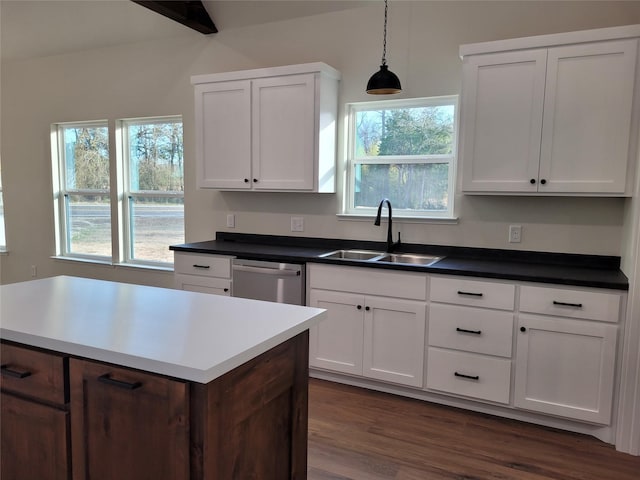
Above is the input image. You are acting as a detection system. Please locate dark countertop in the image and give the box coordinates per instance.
[170,233,629,291]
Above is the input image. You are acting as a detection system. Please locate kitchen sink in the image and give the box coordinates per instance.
[374,253,443,266]
[318,249,386,261]
[318,249,444,266]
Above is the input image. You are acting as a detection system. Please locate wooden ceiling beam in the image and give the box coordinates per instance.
[132,1,217,34]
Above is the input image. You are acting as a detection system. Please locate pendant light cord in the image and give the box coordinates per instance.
[381,0,388,66]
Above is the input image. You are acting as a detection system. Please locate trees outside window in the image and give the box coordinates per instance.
[346,96,458,218]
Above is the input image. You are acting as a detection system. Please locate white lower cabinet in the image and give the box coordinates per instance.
[514,314,617,424]
[308,290,364,376]
[308,264,427,388]
[363,296,426,387]
[514,284,621,424]
[173,252,233,296]
[426,276,516,405]
[306,264,625,433]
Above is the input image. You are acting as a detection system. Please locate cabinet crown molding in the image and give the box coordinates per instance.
[191,62,341,85]
[460,24,640,57]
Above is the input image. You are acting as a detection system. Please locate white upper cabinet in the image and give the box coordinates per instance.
[192,63,340,192]
[460,25,640,195]
[460,49,546,193]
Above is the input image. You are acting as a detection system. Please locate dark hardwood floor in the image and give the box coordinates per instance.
[307,379,640,480]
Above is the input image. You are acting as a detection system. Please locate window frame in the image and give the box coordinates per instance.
[52,120,112,262]
[344,95,459,220]
[51,116,184,268]
[0,164,6,252]
[120,115,185,267]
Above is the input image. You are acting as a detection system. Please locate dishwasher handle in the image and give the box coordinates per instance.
[232,264,301,277]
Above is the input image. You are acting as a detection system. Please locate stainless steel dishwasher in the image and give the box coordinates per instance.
[231,259,305,305]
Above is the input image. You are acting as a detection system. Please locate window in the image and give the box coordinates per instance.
[53,122,111,260]
[345,96,458,219]
[0,163,6,251]
[121,118,184,265]
[52,117,184,266]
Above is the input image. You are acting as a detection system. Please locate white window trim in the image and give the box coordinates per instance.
[343,95,459,220]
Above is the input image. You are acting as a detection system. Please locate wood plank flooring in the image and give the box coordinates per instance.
[307,379,640,480]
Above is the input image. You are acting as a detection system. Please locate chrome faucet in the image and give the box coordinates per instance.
[374,198,401,252]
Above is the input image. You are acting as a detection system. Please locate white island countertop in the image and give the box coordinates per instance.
[0,276,326,383]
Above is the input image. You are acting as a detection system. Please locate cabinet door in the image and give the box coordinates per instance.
[195,80,252,189]
[252,74,316,190]
[539,40,638,193]
[175,273,231,296]
[363,297,426,388]
[514,315,617,424]
[461,49,547,192]
[1,392,70,480]
[70,359,190,480]
[308,289,364,375]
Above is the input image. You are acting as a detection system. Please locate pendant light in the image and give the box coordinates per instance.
[366,0,402,95]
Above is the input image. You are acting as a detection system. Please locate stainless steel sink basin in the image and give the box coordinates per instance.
[319,249,444,266]
[318,249,385,261]
[374,253,443,266]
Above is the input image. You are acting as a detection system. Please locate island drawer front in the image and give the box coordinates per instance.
[174,252,233,278]
[0,343,68,405]
[519,285,621,323]
[430,276,515,310]
[426,347,511,404]
[428,304,514,357]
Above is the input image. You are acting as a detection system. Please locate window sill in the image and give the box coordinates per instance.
[52,256,174,273]
[337,214,459,224]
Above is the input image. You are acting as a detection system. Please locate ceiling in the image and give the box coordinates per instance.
[0,0,368,62]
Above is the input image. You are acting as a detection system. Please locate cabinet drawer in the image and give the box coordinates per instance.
[175,274,231,296]
[426,348,511,404]
[174,252,233,278]
[430,276,515,310]
[428,304,513,357]
[519,285,621,323]
[0,343,67,405]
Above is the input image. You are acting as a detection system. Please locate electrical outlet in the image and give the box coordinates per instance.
[30,265,37,277]
[509,225,522,243]
[291,216,304,232]
[226,214,235,228]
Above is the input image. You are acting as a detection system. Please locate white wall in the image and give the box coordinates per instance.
[1,1,639,285]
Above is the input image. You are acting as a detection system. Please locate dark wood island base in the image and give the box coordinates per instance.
[2,331,310,480]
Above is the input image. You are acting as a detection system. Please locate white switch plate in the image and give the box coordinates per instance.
[291,216,304,232]
[509,225,522,243]
[226,214,235,228]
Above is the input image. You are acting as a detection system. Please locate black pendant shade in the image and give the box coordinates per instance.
[366,64,402,94]
[367,0,402,95]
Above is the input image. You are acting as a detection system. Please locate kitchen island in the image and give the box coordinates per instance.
[0,276,326,479]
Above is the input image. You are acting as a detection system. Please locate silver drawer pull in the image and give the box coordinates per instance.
[553,300,583,308]
[457,290,483,297]
[193,264,211,269]
[456,327,482,335]
[454,371,479,381]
